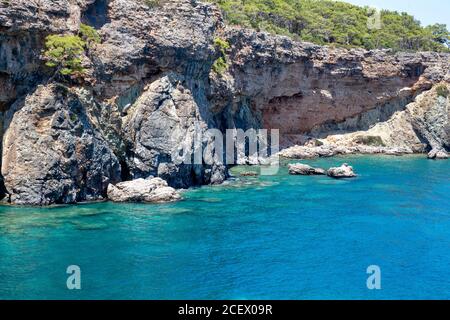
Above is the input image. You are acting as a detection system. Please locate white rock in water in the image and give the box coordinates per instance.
[327,163,357,179]
[107,178,181,203]
[428,148,449,160]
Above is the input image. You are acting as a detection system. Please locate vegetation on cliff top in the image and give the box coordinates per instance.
[212,0,450,52]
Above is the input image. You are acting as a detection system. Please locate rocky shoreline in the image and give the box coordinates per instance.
[279,144,449,160]
[0,0,448,205]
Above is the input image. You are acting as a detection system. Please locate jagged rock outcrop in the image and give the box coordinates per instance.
[288,163,325,176]
[107,178,180,203]
[0,0,449,205]
[2,84,121,205]
[279,144,414,159]
[1,0,227,205]
[122,73,227,188]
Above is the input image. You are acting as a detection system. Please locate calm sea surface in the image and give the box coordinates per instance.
[0,155,449,299]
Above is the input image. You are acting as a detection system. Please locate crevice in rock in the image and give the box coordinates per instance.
[81,0,111,29]
[116,82,145,115]
[411,126,433,152]
[0,109,6,201]
[403,63,426,78]
[120,158,131,182]
[0,175,5,202]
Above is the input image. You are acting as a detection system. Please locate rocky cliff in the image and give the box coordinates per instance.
[0,0,449,205]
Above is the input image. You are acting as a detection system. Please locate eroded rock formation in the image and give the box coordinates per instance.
[2,84,121,205]
[0,0,449,205]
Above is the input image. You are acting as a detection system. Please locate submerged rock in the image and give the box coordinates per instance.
[107,178,181,203]
[428,149,449,160]
[327,164,357,179]
[288,164,326,176]
[240,171,259,177]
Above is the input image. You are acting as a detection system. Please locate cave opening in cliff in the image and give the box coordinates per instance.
[120,159,131,182]
[81,0,111,29]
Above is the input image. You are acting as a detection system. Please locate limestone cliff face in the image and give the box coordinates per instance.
[324,83,450,152]
[0,0,449,205]
[218,29,449,147]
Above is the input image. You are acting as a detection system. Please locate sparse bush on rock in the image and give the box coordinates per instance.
[144,0,163,8]
[43,24,100,79]
[79,23,101,44]
[435,83,449,98]
[212,37,231,75]
[43,35,86,77]
[354,135,386,147]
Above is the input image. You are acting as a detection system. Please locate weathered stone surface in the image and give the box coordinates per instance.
[222,28,449,145]
[321,83,449,153]
[2,84,121,205]
[122,73,227,188]
[107,178,181,203]
[288,163,325,176]
[428,149,449,160]
[327,164,357,179]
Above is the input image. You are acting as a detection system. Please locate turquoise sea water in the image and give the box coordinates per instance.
[0,155,449,300]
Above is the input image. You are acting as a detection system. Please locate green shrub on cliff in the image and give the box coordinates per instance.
[354,135,386,147]
[43,35,86,77]
[79,23,101,44]
[214,37,231,53]
[212,0,450,52]
[212,57,228,75]
[212,37,231,75]
[144,0,163,8]
[436,84,449,98]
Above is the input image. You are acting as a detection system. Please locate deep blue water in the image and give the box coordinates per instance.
[0,155,449,300]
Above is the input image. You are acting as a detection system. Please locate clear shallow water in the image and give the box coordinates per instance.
[0,155,449,300]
